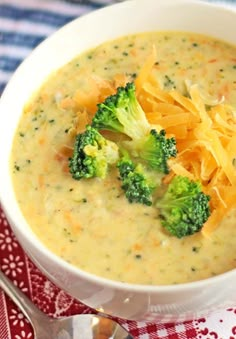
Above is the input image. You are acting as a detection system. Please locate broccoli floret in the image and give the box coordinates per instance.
[69,126,119,180]
[92,82,177,173]
[156,176,211,238]
[92,82,150,140]
[117,150,161,206]
[124,129,177,174]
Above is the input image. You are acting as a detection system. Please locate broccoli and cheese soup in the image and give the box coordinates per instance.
[11,31,236,285]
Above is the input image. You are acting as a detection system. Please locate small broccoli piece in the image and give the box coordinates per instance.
[124,129,177,174]
[156,176,211,238]
[69,126,119,180]
[117,150,135,180]
[117,150,161,206]
[119,163,156,206]
[92,82,150,139]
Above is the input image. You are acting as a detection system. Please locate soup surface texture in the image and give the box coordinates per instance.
[11,31,236,285]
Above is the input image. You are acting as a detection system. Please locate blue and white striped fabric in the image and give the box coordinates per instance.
[0,0,235,96]
[0,0,118,95]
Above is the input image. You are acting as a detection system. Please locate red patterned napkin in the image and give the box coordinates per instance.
[0,206,236,338]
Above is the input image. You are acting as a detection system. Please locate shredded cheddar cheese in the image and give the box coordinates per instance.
[135,49,236,236]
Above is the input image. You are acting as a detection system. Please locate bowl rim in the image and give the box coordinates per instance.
[0,0,235,294]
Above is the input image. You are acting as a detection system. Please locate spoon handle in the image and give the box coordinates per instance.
[0,269,47,323]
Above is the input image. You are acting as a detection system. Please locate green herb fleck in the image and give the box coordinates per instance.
[49,119,55,123]
[164,75,176,88]
[192,43,198,47]
[135,254,142,259]
[192,246,200,253]
[14,164,20,171]
[63,227,71,237]
[19,132,25,137]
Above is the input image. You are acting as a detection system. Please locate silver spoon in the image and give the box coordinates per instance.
[0,269,134,339]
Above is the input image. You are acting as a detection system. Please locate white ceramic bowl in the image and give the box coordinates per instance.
[0,0,235,323]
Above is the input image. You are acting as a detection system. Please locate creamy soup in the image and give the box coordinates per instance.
[11,32,236,285]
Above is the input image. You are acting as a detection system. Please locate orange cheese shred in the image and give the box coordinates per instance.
[135,45,157,93]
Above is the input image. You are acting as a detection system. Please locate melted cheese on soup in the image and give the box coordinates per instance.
[11,32,236,285]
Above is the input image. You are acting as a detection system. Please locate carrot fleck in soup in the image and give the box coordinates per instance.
[11,32,236,285]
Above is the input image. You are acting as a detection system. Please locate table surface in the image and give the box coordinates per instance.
[0,0,236,338]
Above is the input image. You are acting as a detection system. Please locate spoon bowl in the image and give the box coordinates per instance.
[0,269,133,339]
